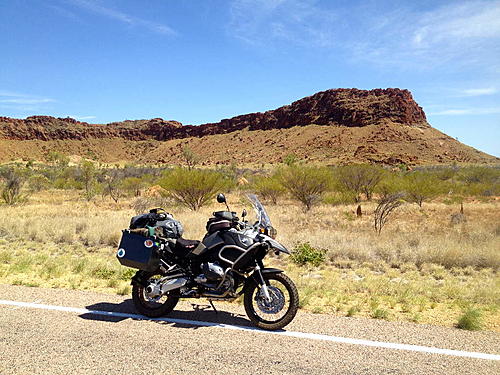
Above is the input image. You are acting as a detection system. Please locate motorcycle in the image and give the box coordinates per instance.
[116,193,299,330]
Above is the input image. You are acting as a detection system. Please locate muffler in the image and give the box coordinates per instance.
[161,277,188,294]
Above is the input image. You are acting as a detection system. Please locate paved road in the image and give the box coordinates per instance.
[0,284,499,375]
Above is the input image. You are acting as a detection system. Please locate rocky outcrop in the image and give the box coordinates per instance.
[0,88,428,141]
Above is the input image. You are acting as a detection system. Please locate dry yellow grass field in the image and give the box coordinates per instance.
[0,190,498,330]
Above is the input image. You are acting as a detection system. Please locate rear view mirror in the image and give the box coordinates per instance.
[242,209,247,218]
[216,193,226,203]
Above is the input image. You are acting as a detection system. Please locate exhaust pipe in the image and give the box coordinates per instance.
[161,277,188,294]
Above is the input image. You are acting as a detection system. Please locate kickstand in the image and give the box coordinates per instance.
[208,300,218,314]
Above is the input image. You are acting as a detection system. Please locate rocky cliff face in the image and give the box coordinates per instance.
[0,88,428,141]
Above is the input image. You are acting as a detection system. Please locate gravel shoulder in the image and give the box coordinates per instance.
[0,284,499,375]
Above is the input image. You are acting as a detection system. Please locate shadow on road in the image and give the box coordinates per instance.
[79,299,253,328]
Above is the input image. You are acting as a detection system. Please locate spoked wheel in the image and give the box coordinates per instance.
[244,273,299,330]
[132,272,179,318]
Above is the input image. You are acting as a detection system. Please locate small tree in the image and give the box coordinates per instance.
[80,161,99,201]
[374,193,404,234]
[46,151,69,168]
[336,164,384,202]
[121,177,146,197]
[402,172,444,207]
[103,169,123,203]
[158,168,230,210]
[181,146,200,170]
[375,173,405,200]
[278,165,331,211]
[0,167,29,205]
[283,153,299,166]
[28,174,51,192]
[251,175,285,204]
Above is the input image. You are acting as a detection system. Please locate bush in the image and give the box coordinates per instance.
[158,168,231,210]
[28,174,51,192]
[402,172,445,207]
[323,191,357,206]
[79,161,100,201]
[456,308,482,331]
[278,165,331,211]
[290,242,326,267]
[335,164,384,201]
[250,175,285,204]
[375,174,405,200]
[121,177,146,197]
[0,167,29,205]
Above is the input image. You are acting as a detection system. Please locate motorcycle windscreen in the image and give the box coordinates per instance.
[247,194,272,228]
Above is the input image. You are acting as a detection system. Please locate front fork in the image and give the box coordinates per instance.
[254,262,272,302]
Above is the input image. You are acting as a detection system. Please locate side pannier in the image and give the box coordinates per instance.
[116,231,160,272]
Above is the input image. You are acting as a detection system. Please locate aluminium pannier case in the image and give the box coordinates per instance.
[116,231,160,272]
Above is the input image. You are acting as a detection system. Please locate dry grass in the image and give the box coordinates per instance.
[0,190,499,330]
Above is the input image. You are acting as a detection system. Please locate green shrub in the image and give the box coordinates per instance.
[323,191,357,205]
[402,172,445,207]
[375,174,405,200]
[278,165,331,211]
[0,167,30,205]
[456,308,482,331]
[290,242,326,267]
[372,308,389,320]
[457,166,499,184]
[28,174,50,192]
[159,168,231,210]
[250,175,285,204]
[80,161,100,201]
[121,177,146,196]
[335,164,384,201]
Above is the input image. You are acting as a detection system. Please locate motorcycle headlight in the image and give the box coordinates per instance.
[267,226,277,239]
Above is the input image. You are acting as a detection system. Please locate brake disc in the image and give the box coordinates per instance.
[256,286,285,314]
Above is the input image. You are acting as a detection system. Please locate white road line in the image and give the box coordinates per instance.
[1,299,499,361]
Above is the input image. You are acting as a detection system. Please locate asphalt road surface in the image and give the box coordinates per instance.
[0,284,499,375]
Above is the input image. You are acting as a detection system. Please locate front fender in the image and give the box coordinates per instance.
[261,267,284,275]
[260,235,290,254]
[242,268,284,293]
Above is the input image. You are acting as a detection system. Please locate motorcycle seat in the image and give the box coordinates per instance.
[172,237,204,257]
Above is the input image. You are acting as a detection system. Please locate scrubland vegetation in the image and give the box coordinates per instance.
[0,155,499,331]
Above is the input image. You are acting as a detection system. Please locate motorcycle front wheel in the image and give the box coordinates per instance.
[244,272,299,330]
[132,272,179,318]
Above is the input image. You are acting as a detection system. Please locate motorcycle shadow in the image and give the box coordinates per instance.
[79,299,253,329]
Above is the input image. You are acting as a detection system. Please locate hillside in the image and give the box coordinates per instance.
[0,88,497,165]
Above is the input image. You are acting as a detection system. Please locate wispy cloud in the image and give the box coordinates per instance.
[459,88,498,97]
[228,1,500,72]
[0,91,56,112]
[71,115,96,121]
[0,98,55,104]
[65,0,176,35]
[429,107,500,116]
[351,1,500,70]
[229,0,338,47]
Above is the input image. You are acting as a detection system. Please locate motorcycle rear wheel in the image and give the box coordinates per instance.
[132,272,179,318]
[244,272,299,330]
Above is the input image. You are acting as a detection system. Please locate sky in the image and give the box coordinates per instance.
[0,0,499,156]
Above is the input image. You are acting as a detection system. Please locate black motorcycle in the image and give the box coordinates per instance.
[116,193,299,330]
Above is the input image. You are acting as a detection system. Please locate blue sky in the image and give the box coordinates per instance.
[0,0,499,156]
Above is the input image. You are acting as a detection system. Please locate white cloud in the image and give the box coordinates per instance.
[71,115,96,120]
[429,107,500,115]
[228,1,500,72]
[459,88,498,96]
[229,0,338,47]
[356,1,500,69]
[0,98,55,104]
[65,0,176,35]
[0,91,56,111]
